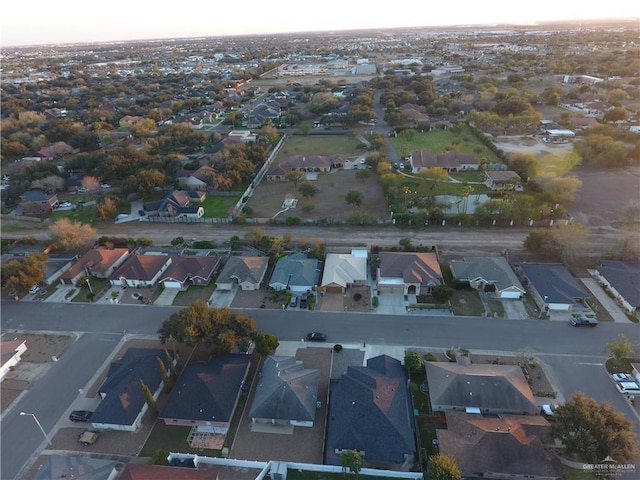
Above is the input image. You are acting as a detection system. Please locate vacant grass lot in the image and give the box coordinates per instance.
[195,195,240,218]
[390,126,502,163]
[49,205,103,226]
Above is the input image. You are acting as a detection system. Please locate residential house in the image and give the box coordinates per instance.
[0,337,27,381]
[591,260,640,315]
[159,254,222,290]
[399,103,430,125]
[449,256,525,299]
[59,248,130,285]
[145,190,206,218]
[484,170,523,191]
[118,463,219,480]
[249,356,320,427]
[267,154,346,181]
[225,130,257,143]
[215,256,269,291]
[320,251,368,294]
[409,150,479,173]
[437,412,563,480]
[109,254,172,287]
[268,253,321,293]
[42,254,78,286]
[32,455,121,480]
[376,251,442,295]
[90,348,168,432]
[18,190,58,214]
[517,263,589,312]
[325,355,415,470]
[159,354,250,440]
[425,361,539,415]
[177,165,217,191]
[245,103,281,127]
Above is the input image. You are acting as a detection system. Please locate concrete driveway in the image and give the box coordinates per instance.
[581,276,633,323]
[209,286,238,307]
[500,299,529,320]
[374,292,409,315]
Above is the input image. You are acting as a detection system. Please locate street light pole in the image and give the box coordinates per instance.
[20,412,52,446]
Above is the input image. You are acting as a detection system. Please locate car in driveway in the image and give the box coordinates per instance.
[570,317,598,327]
[78,430,99,445]
[612,373,632,382]
[69,410,93,422]
[305,332,327,342]
[541,404,555,416]
[29,285,40,295]
[289,296,298,308]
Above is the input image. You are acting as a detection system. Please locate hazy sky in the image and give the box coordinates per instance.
[2,0,638,47]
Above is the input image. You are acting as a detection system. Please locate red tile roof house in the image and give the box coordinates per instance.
[267,154,346,181]
[59,248,130,285]
[409,150,479,173]
[484,170,523,191]
[109,254,172,287]
[376,251,442,296]
[18,189,58,214]
[159,254,222,290]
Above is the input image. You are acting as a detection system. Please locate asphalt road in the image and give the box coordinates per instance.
[2,301,639,479]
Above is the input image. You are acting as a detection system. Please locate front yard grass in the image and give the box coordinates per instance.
[71,278,109,302]
[450,288,484,316]
[172,284,216,306]
[49,205,103,226]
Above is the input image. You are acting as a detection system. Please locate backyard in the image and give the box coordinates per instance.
[195,195,241,218]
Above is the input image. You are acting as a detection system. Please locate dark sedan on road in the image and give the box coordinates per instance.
[306,332,327,342]
[69,410,93,422]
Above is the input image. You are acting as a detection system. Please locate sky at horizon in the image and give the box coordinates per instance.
[2,0,639,47]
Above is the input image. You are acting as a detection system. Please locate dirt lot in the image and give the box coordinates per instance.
[248,168,388,222]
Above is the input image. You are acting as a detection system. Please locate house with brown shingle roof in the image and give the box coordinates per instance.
[159,254,222,290]
[215,256,269,291]
[484,170,522,191]
[437,412,564,480]
[177,165,217,191]
[399,103,430,124]
[60,248,130,285]
[267,154,346,181]
[409,150,479,173]
[377,251,442,295]
[109,254,172,287]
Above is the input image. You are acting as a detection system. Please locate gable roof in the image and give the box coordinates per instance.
[160,354,250,422]
[33,454,121,480]
[596,260,640,308]
[425,362,538,414]
[326,355,415,464]
[145,190,204,215]
[216,256,269,285]
[61,248,129,280]
[250,356,320,422]
[20,189,57,203]
[269,253,321,289]
[160,255,221,283]
[110,254,171,282]
[450,256,524,294]
[321,253,367,288]
[378,252,442,286]
[91,349,166,426]
[438,412,563,478]
[518,263,588,303]
[484,170,522,182]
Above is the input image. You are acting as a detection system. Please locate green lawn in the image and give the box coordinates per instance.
[195,196,240,218]
[49,205,103,226]
[71,278,109,303]
[450,289,484,316]
[172,284,216,306]
[390,126,502,163]
[397,176,490,196]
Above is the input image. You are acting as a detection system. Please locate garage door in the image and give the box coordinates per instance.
[324,285,344,294]
[163,281,182,289]
[500,292,521,299]
[378,285,404,294]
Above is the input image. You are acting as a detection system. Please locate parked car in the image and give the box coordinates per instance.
[570,317,598,327]
[616,381,640,395]
[612,373,632,382]
[69,410,93,422]
[29,285,40,295]
[299,293,308,309]
[58,201,72,207]
[289,296,298,308]
[116,213,129,220]
[541,404,555,416]
[100,183,111,189]
[77,187,88,193]
[305,332,327,342]
[78,430,100,445]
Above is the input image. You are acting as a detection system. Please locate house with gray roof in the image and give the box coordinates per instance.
[591,260,640,315]
[425,362,539,415]
[215,256,269,291]
[33,455,122,480]
[516,263,589,312]
[377,251,442,295]
[325,355,415,470]
[437,412,563,480]
[250,356,320,427]
[450,256,525,299]
[18,189,58,214]
[90,348,168,432]
[269,253,321,293]
[321,251,368,294]
[145,190,205,218]
[159,354,250,437]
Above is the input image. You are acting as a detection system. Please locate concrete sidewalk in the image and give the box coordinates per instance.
[581,276,633,323]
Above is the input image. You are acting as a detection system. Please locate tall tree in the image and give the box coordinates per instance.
[1,253,48,295]
[96,195,119,221]
[298,181,318,198]
[140,380,158,416]
[549,392,637,463]
[340,450,362,477]
[49,218,96,252]
[345,189,363,207]
[426,454,463,480]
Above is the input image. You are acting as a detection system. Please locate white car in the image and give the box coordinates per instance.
[59,201,72,207]
[541,404,555,416]
[100,183,111,189]
[29,285,40,295]
[613,373,632,382]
